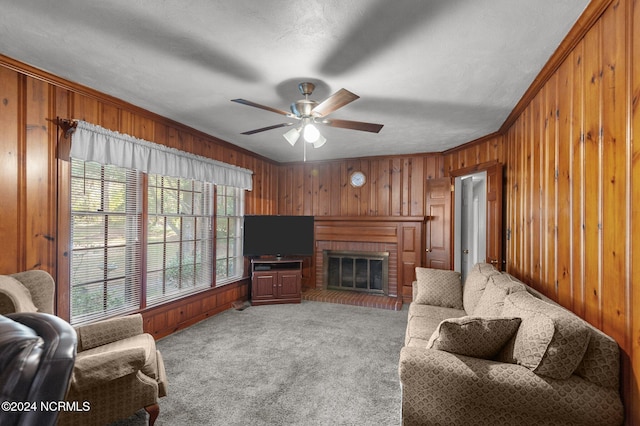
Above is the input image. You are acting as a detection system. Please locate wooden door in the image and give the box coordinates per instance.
[485,163,504,269]
[425,178,452,269]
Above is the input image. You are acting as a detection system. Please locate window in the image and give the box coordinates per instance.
[70,159,142,324]
[146,175,214,306]
[216,186,244,284]
[69,159,244,325]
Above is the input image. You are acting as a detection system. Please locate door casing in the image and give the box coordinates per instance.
[448,161,504,271]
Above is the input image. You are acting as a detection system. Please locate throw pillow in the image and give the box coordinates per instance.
[501,291,591,379]
[462,263,500,314]
[427,316,522,359]
[0,275,39,314]
[472,273,526,316]
[414,267,463,309]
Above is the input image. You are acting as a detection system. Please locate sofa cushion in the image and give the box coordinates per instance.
[0,275,39,314]
[408,303,466,321]
[406,304,466,347]
[462,263,500,314]
[501,291,591,379]
[522,285,621,388]
[574,327,620,388]
[408,316,446,341]
[414,267,463,309]
[427,316,521,359]
[472,273,526,316]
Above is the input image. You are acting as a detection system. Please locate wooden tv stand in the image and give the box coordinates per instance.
[250,258,302,306]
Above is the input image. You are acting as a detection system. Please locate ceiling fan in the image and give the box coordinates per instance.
[231,82,383,152]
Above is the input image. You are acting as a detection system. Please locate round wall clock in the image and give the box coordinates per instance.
[350,171,366,187]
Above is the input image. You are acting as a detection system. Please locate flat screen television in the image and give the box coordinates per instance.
[243,215,314,257]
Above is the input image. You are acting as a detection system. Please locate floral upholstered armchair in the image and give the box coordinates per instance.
[0,270,168,425]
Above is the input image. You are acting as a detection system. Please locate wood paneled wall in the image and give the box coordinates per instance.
[276,155,445,293]
[444,1,639,423]
[442,133,505,173]
[276,155,444,217]
[0,55,278,334]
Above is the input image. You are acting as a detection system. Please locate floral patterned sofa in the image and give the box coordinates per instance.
[399,263,624,426]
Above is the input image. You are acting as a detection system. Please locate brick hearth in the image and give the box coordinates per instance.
[302,288,402,311]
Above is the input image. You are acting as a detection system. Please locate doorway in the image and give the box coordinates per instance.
[454,172,487,282]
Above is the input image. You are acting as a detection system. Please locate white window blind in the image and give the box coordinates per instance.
[146,175,215,306]
[70,159,142,325]
[216,186,244,284]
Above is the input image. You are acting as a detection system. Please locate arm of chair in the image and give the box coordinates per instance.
[10,270,56,314]
[70,347,146,392]
[75,314,144,351]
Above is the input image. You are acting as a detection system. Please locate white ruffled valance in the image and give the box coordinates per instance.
[69,120,253,190]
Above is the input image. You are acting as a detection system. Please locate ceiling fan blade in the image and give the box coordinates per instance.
[231,99,293,117]
[311,89,360,117]
[324,119,383,133]
[241,123,293,135]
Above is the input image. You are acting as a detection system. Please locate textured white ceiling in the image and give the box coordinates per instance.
[0,0,589,163]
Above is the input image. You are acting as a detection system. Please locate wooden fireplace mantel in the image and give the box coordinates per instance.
[314,216,426,243]
[314,216,426,222]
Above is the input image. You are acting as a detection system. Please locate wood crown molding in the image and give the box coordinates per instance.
[441,131,503,156]
[444,0,615,157]
[499,0,615,133]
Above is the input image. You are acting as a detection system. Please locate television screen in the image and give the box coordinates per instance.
[243,215,314,257]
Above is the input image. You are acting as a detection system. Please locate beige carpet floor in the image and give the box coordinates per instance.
[113,300,408,426]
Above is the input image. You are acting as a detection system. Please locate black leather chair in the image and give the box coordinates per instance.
[0,312,77,426]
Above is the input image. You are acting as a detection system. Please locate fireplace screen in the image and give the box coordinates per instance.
[324,250,389,295]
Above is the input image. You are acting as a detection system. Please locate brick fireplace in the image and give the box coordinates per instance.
[315,239,398,295]
[311,216,425,302]
[324,250,390,295]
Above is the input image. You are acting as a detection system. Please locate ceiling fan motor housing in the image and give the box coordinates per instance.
[290,99,318,117]
[298,82,315,96]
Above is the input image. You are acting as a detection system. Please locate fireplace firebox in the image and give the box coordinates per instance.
[323,250,389,295]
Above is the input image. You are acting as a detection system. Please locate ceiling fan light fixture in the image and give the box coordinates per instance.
[283,127,300,146]
[303,123,321,143]
[312,134,327,148]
